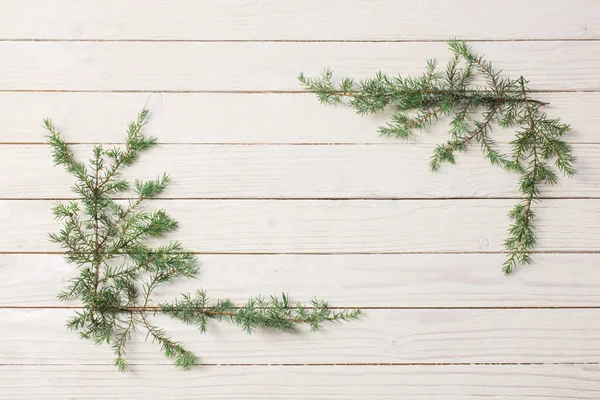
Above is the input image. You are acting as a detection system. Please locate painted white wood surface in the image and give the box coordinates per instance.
[3,365,599,400]
[3,144,600,198]
[0,199,598,252]
[1,1,599,399]
[4,308,600,364]
[2,93,599,144]
[0,0,597,40]
[2,254,600,307]
[0,42,599,91]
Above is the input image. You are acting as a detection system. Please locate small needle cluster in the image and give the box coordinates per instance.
[45,110,359,371]
[299,40,575,274]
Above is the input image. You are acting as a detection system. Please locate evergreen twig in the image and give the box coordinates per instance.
[45,110,360,371]
[298,40,575,275]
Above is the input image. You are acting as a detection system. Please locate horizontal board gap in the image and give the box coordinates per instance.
[0,89,597,94]
[1,38,600,43]
[1,197,598,201]
[2,250,599,255]
[3,305,600,310]
[1,362,598,366]
[5,142,600,146]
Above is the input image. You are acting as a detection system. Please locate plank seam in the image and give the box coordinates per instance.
[1,89,598,94]
[5,142,600,146]
[1,39,600,43]
[1,197,598,201]
[2,251,598,255]
[1,362,598,366]
[2,305,600,310]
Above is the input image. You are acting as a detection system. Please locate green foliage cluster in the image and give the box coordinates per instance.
[45,110,359,371]
[299,40,575,275]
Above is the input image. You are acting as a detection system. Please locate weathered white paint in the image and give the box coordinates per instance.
[0,199,597,253]
[0,42,598,91]
[2,93,598,144]
[0,0,597,40]
[1,1,598,398]
[3,308,600,364]
[2,254,600,307]
[3,365,599,400]
[1,144,599,198]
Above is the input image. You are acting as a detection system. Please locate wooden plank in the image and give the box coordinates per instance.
[2,253,600,307]
[2,308,600,364]
[3,92,598,144]
[0,42,598,91]
[2,364,599,400]
[0,0,597,41]
[0,199,597,253]
[1,143,597,199]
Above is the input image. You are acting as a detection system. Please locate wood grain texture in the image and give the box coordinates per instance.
[0,199,597,253]
[3,92,598,144]
[0,0,597,40]
[1,1,598,397]
[2,308,600,364]
[2,143,598,199]
[0,42,599,91]
[2,253,600,307]
[2,365,599,400]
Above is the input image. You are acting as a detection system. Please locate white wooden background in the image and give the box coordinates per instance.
[1,1,600,399]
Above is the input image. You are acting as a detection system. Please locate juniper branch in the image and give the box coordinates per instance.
[46,110,359,371]
[299,40,575,274]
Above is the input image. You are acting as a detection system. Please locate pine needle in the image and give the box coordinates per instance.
[299,40,575,275]
[46,109,360,371]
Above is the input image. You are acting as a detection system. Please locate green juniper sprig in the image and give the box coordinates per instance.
[45,109,360,372]
[298,40,575,275]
